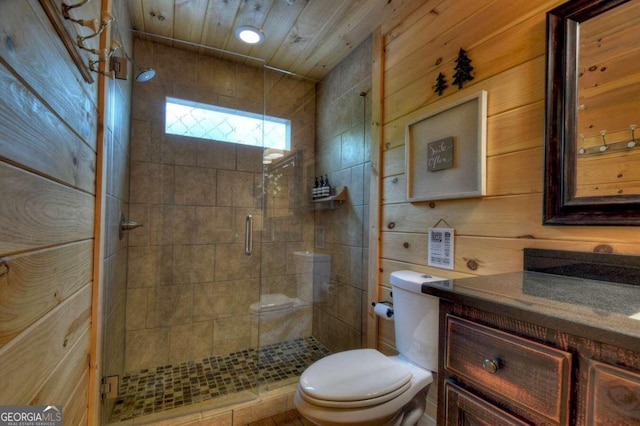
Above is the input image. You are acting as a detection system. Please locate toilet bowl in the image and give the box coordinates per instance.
[294,350,432,426]
[294,271,444,426]
[250,293,312,347]
[249,293,294,313]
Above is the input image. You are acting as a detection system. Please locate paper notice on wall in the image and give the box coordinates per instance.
[427,227,454,270]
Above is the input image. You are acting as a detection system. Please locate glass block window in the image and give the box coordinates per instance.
[165,97,290,150]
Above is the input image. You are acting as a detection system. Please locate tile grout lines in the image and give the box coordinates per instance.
[110,336,331,422]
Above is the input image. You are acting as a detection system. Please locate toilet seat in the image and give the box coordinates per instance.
[249,293,293,313]
[298,349,413,409]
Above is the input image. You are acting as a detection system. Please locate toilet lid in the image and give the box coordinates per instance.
[298,349,412,408]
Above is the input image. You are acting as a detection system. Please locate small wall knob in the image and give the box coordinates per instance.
[483,358,499,374]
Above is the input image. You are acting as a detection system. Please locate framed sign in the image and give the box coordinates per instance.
[405,91,487,202]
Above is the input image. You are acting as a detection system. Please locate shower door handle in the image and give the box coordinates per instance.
[244,214,253,255]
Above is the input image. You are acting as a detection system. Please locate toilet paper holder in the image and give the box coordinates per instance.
[372,300,394,318]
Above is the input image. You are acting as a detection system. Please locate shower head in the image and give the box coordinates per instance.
[135,67,156,82]
[119,49,156,82]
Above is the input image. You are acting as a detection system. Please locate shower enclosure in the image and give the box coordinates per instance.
[101,35,372,424]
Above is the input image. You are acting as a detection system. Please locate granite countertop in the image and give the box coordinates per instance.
[421,270,640,352]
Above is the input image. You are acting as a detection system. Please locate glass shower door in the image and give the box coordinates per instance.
[100,45,267,423]
[254,67,331,394]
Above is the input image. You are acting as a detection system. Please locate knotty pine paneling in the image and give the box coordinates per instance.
[173,0,209,43]
[0,1,97,145]
[378,0,640,350]
[377,0,640,351]
[577,150,640,187]
[141,0,175,39]
[0,64,96,193]
[382,232,640,276]
[0,1,100,420]
[382,55,547,161]
[30,329,90,406]
[382,146,405,178]
[382,174,406,204]
[382,147,543,203]
[385,53,546,125]
[382,196,640,242]
[383,98,544,154]
[63,368,90,426]
[0,163,94,255]
[293,0,386,78]
[487,101,544,156]
[381,232,429,266]
[270,0,354,72]
[0,241,93,346]
[384,0,558,98]
[579,76,640,136]
[452,236,640,275]
[0,285,91,404]
[383,0,488,72]
[486,148,543,196]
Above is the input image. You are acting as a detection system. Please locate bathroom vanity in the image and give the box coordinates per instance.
[421,249,640,425]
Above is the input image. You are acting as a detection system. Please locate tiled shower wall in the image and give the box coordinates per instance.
[125,39,316,371]
[313,37,373,352]
[102,0,133,384]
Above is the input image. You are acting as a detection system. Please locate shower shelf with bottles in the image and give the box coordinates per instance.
[312,186,348,208]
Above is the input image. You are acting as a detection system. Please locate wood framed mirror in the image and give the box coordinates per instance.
[544,0,640,224]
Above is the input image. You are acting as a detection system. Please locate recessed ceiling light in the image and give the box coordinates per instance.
[235,25,265,44]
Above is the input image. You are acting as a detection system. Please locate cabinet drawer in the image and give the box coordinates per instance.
[444,315,571,425]
[587,359,640,425]
[444,380,530,426]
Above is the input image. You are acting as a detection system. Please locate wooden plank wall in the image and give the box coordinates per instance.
[376,0,640,352]
[0,0,100,422]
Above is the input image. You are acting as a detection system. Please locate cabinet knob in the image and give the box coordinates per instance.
[482,359,499,374]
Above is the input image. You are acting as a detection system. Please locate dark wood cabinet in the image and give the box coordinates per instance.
[444,315,571,425]
[444,381,530,426]
[586,359,640,425]
[437,301,640,426]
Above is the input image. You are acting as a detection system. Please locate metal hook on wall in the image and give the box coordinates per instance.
[628,125,637,148]
[77,11,114,46]
[598,130,608,152]
[60,0,90,19]
[579,125,640,157]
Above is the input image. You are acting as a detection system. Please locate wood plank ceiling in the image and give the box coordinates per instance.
[126,0,407,81]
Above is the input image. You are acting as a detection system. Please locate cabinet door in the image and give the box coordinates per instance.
[444,381,530,426]
[587,359,640,425]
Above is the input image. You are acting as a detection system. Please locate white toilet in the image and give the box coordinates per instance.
[294,270,443,426]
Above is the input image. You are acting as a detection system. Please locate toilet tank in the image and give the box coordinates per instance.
[389,270,444,372]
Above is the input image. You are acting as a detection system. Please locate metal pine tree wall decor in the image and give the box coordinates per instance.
[453,48,474,89]
[433,72,448,96]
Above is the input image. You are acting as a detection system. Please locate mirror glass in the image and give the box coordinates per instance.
[544,0,640,224]
[575,0,640,198]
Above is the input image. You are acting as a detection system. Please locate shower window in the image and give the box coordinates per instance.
[165,96,291,150]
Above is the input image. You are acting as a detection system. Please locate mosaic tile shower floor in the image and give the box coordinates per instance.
[109,336,331,422]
